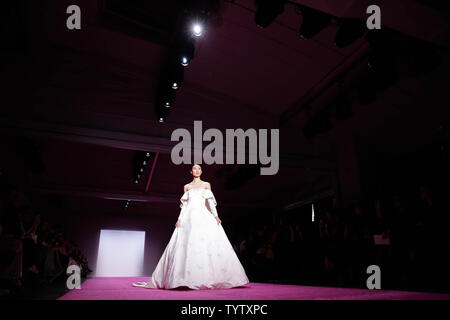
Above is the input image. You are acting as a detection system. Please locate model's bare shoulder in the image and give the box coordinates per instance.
[204,182,211,189]
[183,184,190,192]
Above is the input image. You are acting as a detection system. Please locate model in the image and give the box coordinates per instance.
[132,164,249,289]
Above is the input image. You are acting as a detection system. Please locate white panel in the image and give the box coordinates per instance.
[96,229,145,276]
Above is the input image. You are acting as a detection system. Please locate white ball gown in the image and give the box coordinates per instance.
[132,187,250,289]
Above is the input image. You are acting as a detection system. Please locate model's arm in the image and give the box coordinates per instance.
[207,199,219,217]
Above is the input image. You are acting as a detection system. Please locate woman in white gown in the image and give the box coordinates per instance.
[132,164,249,290]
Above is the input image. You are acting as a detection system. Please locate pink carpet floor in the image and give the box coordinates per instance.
[58,277,450,300]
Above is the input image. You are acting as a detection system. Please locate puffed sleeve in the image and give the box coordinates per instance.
[180,191,189,209]
[178,191,189,221]
[203,189,218,217]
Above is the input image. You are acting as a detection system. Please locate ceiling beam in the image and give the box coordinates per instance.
[31,184,269,209]
[0,117,173,153]
[145,151,159,193]
[0,117,335,171]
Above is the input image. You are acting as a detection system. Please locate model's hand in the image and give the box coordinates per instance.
[215,217,222,225]
[175,219,180,228]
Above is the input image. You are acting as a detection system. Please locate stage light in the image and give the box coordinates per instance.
[192,23,203,37]
[254,0,286,28]
[146,153,150,157]
[298,5,332,39]
[133,151,149,183]
[167,59,184,89]
[181,56,189,66]
[134,180,139,184]
[155,83,176,118]
[143,160,147,165]
[156,103,169,121]
[176,35,195,67]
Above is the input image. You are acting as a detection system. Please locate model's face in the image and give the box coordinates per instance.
[192,165,202,177]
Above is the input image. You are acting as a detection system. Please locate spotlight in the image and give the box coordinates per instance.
[134,180,139,184]
[192,23,203,37]
[156,83,175,115]
[254,0,286,28]
[176,34,195,67]
[167,59,184,89]
[133,151,151,183]
[298,5,332,39]
[156,105,168,122]
[143,160,147,165]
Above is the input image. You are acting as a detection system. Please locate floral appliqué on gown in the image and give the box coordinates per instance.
[132,188,249,289]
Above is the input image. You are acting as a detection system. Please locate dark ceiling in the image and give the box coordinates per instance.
[1,0,449,219]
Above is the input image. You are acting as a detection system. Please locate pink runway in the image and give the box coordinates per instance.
[58,277,450,300]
